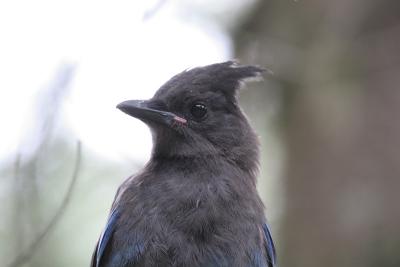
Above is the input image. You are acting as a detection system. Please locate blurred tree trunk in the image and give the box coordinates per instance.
[235,0,400,266]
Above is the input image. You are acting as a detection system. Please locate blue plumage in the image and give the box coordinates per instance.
[95,209,120,266]
[263,223,276,267]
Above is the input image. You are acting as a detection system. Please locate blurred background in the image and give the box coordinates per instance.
[1,0,399,266]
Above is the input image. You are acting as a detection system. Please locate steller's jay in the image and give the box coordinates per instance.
[91,61,276,267]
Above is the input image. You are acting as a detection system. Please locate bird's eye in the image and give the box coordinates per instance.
[190,103,207,120]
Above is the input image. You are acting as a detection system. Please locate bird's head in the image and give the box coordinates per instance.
[117,61,264,171]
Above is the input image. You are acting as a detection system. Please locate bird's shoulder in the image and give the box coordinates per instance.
[91,175,147,267]
[92,168,276,267]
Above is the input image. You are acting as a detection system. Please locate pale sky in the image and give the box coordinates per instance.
[0,0,251,164]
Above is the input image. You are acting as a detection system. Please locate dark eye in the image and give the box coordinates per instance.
[191,103,207,120]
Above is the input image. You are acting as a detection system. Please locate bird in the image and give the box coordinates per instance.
[91,61,276,267]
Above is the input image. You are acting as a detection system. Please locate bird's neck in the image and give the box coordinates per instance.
[151,138,260,184]
[149,122,261,186]
[149,147,259,186]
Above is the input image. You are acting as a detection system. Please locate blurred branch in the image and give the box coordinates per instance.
[7,141,82,267]
[11,153,23,251]
[8,63,77,266]
[32,64,76,154]
[13,154,21,180]
[142,0,168,21]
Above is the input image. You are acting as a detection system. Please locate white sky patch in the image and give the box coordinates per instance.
[0,0,232,164]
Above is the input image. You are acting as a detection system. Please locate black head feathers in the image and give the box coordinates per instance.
[153,61,265,102]
[117,61,264,162]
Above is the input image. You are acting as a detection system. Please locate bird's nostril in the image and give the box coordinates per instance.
[147,100,167,111]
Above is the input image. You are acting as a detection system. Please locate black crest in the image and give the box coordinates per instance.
[154,61,265,101]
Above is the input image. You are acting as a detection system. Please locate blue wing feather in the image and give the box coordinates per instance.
[95,209,120,267]
[262,223,276,267]
[92,208,145,267]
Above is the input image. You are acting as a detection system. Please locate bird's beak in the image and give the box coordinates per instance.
[116,100,187,126]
